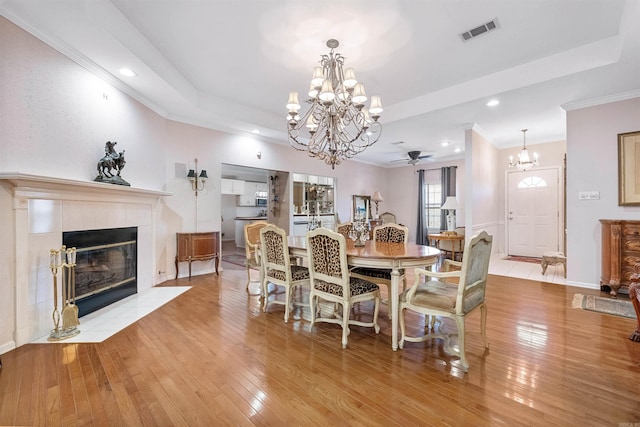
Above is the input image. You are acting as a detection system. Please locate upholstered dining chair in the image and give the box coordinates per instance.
[336,222,353,239]
[350,223,409,309]
[244,221,269,295]
[399,231,493,372]
[306,228,381,348]
[379,212,397,224]
[260,224,310,322]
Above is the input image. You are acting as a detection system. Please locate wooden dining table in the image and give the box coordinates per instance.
[287,235,440,350]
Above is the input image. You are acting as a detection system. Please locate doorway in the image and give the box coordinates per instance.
[506,167,562,257]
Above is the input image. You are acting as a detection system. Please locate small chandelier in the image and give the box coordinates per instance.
[286,39,383,169]
[509,129,538,171]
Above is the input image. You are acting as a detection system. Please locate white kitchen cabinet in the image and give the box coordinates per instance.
[238,182,258,206]
[237,181,268,206]
[221,179,245,195]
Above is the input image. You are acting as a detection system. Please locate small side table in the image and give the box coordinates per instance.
[541,251,567,278]
[428,233,465,261]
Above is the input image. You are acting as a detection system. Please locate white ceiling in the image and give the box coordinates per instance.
[3,0,640,166]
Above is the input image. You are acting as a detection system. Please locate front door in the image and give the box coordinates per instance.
[507,167,560,257]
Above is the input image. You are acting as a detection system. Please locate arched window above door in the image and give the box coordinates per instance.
[517,176,547,189]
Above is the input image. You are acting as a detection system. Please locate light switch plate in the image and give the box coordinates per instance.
[578,191,600,200]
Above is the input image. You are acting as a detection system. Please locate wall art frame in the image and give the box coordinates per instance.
[618,130,640,205]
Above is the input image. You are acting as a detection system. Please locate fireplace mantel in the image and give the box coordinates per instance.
[2,172,169,348]
[0,173,171,202]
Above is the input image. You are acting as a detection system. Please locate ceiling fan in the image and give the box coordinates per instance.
[391,150,433,165]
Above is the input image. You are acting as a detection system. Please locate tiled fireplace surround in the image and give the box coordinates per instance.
[2,174,168,346]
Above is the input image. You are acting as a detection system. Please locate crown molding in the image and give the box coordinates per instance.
[562,89,640,111]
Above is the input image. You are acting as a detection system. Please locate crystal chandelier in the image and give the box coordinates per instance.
[509,129,538,171]
[286,39,383,169]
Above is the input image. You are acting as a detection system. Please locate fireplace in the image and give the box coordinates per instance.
[63,227,138,317]
[2,173,167,346]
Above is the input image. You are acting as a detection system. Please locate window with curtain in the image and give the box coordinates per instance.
[423,169,442,230]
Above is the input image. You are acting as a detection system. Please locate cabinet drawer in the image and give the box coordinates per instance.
[623,240,640,252]
[622,224,640,237]
[622,254,640,267]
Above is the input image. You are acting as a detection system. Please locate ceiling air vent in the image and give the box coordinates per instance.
[460,19,499,41]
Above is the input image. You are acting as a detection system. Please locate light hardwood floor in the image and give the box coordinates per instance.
[1,255,639,426]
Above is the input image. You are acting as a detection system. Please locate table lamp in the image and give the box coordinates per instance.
[372,191,384,218]
[441,196,458,232]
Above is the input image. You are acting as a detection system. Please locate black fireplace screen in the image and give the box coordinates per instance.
[63,227,137,317]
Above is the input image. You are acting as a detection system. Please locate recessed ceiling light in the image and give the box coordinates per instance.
[119,68,136,77]
[454,147,462,153]
[486,99,499,107]
[251,129,260,134]
[441,141,449,147]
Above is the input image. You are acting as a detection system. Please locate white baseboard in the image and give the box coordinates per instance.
[0,339,16,356]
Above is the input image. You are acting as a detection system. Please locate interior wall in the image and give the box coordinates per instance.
[566,95,640,288]
[0,183,16,355]
[466,128,500,250]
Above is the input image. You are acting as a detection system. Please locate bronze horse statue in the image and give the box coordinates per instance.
[97,141,126,179]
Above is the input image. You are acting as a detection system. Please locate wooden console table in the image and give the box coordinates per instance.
[600,219,640,296]
[428,233,465,261]
[176,231,220,279]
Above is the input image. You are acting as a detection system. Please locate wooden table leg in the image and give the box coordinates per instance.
[390,266,401,351]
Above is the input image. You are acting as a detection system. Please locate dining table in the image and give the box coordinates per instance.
[287,235,440,350]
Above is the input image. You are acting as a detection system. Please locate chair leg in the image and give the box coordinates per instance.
[262,279,269,312]
[399,306,406,349]
[309,295,317,331]
[373,294,380,334]
[341,302,350,348]
[454,316,468,372]
[245,265,252,292]
[480,303,489,349]
[246,265,262,296]
[284,286,291,323]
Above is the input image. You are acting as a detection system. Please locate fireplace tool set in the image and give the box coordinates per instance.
[48,245,80,341]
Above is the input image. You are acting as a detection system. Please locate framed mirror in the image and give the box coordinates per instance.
[352,195,372,220]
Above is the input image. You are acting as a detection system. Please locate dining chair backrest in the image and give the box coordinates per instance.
[456,231,492,314]
[306,228,349,293]
[373,223,408,244]
[379,212,397,224]
[245,221,269,263]
[260,224,294,282]
[336,222,353,239]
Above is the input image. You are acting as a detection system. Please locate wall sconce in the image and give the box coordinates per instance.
[187,158,208,196]
[371,191,384,218]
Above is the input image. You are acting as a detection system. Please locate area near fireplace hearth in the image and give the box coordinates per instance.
[0,173,170,347]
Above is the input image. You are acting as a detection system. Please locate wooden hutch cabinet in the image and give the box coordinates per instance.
[600,219,640,296]
[175,231,220,279]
